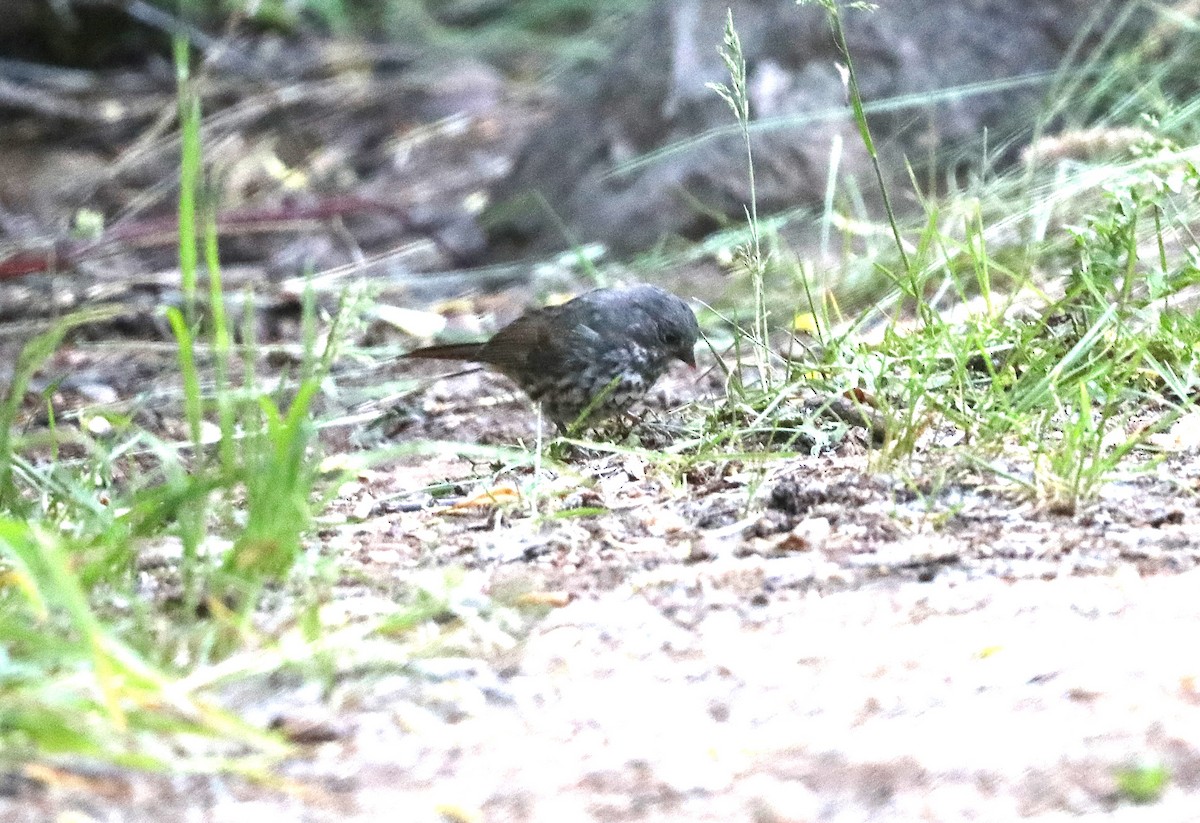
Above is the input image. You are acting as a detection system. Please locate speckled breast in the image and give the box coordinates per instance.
[529,344,668,426]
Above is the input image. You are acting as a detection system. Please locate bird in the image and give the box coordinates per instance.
[403,284,699,431]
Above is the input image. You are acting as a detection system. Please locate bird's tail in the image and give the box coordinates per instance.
[403,342,486,362]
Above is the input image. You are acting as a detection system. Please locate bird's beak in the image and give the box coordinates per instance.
[680,349,696,368]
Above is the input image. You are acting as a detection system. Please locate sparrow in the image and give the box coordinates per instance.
[404,284,699,430]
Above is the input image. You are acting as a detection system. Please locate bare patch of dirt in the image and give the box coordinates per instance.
[10,302,1200,822]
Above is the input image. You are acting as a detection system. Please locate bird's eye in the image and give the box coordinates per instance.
[662,331,681,346]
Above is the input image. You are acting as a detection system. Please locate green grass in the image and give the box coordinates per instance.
[1116,762,1170,805]
[660,0,1200,514]
[169,0,647,71]
[0,35,477,773]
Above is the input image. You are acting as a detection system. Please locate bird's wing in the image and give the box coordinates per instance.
[403,341,486,362]
[480,302,604,378]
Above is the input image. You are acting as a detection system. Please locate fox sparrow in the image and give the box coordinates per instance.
[404,284,699,430]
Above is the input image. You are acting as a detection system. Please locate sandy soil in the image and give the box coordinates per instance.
[7,357,1200,821]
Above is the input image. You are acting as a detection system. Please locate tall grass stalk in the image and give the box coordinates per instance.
[808,1,911,273]
[708,10,773,390]
[171,36,208,600]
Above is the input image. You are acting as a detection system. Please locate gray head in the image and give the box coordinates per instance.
[605,284,699,367]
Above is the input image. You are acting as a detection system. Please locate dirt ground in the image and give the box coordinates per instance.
[6,356,1200,822]
[3,29,1200,823]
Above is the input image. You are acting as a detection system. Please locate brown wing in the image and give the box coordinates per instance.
[403,302,577,377]
[475,304,575,379]
[407,292,607,379]
[402,341,486,362]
